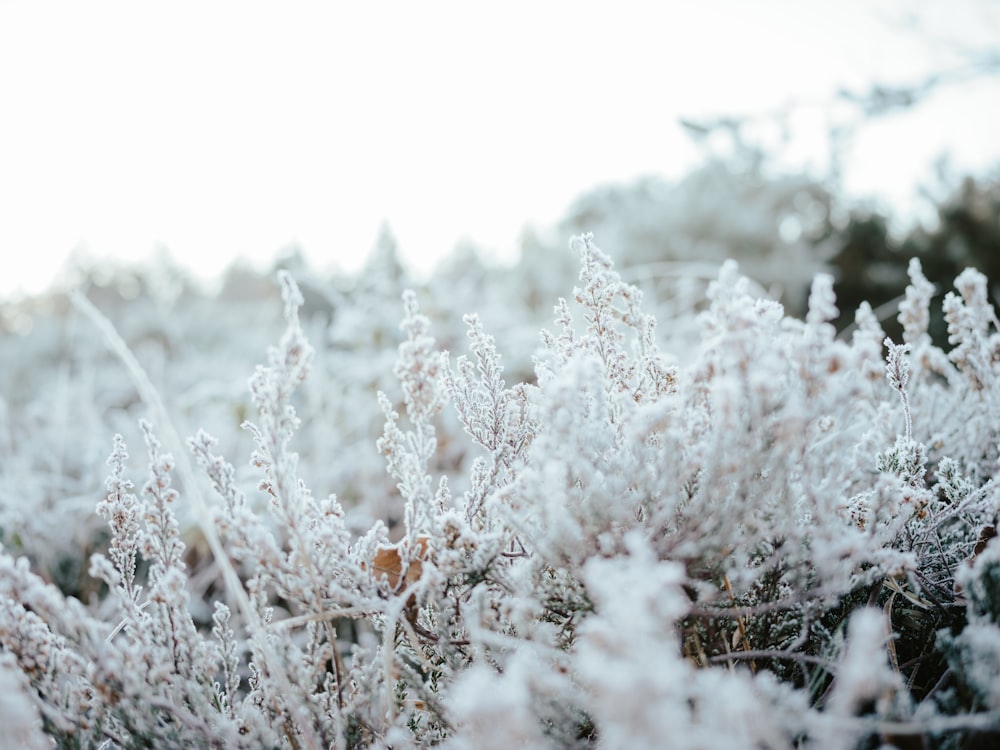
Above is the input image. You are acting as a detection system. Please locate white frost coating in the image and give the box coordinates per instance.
[443,658,547,750]
[828,608,899,718]
[3,235,1000,745]
[806,272,839,327]
[576,542,695,747]
[574,537,798,749]
[0,655,48,750]
[952,624,1000,709]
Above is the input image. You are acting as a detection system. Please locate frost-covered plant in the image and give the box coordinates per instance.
[3,236,1000,747]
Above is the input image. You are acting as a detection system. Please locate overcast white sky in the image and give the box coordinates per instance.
[1,0,998,297]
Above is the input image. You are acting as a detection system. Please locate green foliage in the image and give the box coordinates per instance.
[830,175,1000,345]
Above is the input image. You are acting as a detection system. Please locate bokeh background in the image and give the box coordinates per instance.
[2,0,998,297]
[1,0,999,599]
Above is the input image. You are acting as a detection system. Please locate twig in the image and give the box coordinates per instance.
[708,650,835,669]
[270,606,377,631]
[71,288,324,750]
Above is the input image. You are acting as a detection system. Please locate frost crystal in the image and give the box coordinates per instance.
[3,238,1000,747]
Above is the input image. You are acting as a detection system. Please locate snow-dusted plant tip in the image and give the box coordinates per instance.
[2,235,1000,748]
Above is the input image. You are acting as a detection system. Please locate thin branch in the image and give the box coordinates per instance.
[709,649,835,669]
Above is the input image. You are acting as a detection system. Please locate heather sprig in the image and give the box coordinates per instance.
[91,433,143,624]
[445,311,536,528]
[377,289,445,540]
[5,237,1000,747]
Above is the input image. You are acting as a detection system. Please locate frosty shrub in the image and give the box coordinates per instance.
[2,237,1000,748]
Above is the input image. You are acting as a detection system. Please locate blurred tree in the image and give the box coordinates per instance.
[674,1,1000,340]
[551,158,835,319]
[828,174,1000,345]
